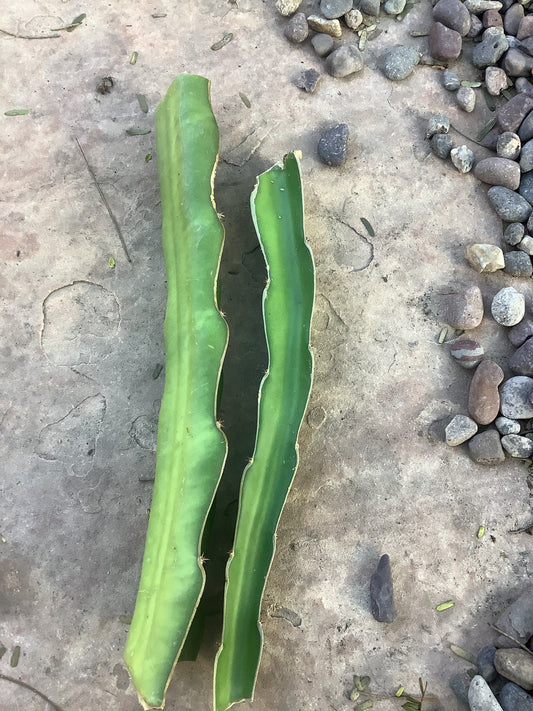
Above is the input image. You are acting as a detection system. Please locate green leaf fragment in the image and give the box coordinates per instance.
[354,702,373,710]
[360,217,375,237]
[359,29,367,50]
[482,86,496,112]
[239,92,251,108]
[214,152,314,711]
[355,675,371,691]
[0,646,7,660]
[402,702,420,711]
[4,109,29,116]
[152,363,163,380]
[438,327,448,344]
[130,51,138,65]
[211,33,233,50]
[145,153,152,162]
[137,93,149,113]
[124,74,228,710]
[396,686,405,697]
[460,80,482,88]
[67,13,86,31]
[10,646,20,667]
[126,128,151,135]
[502,88,514,101]
[476,117,496,143]
[119,615,132,625]
[350,689,360,701]
[108,256,116,269]
[450,644,477,665]
[477,525,485,539]
[436,600,455,611]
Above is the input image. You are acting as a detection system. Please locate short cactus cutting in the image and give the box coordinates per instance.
[125,74,315,711]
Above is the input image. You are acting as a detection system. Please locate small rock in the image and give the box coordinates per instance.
[520,36,533,56]
[450,673,471,706]
[429,21,463,61]
[497,131,521,159]
[474,157,521,190]
[468,359,504,424]
[495,416,521,434]
[487,186,533,222]
[491,286,525,326]
[504,250,533,276]
[504,221,525,244]
[450,338,484,368]
[510,337,533,374]
[311,33,335,57]
[518,235,533,254]
[472,32,509,67]
[430,133,453,158]
[468,13,484,37]
[369,554,396,623]
[504,4,525,36]
[325,44,364,77]
[295,68,321,93]
[500,376,533,418]
[465,243,505,272]
[517,15,533,40]
[276,0,302,15]
[284,12,309,42]
[516,77,533,95]
[318,123,349,166]
[497,93,533,131]
[320,0,353,19]
[359,0,380,14]
[503,47,533,76]
[443,285,484,329]
[307,15,342,37]
[384,0,407,14]
[519,110,533,141]
[468,675,503,711]
[520,138,533,171]
[468,430,505,464]
[499,682,533,711]
[485,66,510,95]
[484,8,504,28]
[427,113,450,138]
[519,171,533,204]
[502,432,533,456]
[344,8,363,29]
[477,645,498,683]
[433,0,472,35]
[381,45,420,80]
[456,86,476,111]
[443,69,461,90]
[464,0,503,10]
[509,318,533,346]
[494,648,533,690]
[507,34,525,48]
[451,144,474,173]
[495,588,533,647]
[445,414,479,444]
[482,25,505,38]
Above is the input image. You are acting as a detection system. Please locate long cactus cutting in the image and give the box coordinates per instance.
[214,152,315,711]
[124,74,228,710]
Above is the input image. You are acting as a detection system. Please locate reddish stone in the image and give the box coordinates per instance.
[468,360,504,425]
[429,21,462,62]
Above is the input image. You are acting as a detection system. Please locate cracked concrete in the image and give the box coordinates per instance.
[1,1,532,710]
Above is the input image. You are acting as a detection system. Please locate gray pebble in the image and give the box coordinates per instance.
[494,648,533,690]
[491,286,525,326]
[516,77,533,94]
[429,21,463,61]
[468,430,505,465]
[507,34,525,48]
[518,234,533,254]
[495,416,521,434]
[451,144,474,173]
[520,138,533,171]
[504,250,533,276]
[504,3,525,35]
[443,285,484,329]
[384,0,407,14]
[284,12,309,42]
[500,376,533,418]
[503,47,533,75]
[477,645,498,683]
[519,110,533,141]
[502,433,533,456]
[472,32,509,67]
[381,45,420,80]
[474,157,520,190]
[468,13,484,36]
[445,414,479,445]
[498,93,533,132]
[495,587,533,647]
[369,554,396,622]
[509,318,533,346]
[499,682,533,711]
[295,68,321,93]
[518,15,533,40]
[464,0,503,10]
[488,186,533,221]
[360,0,380,14]
[457,85,476,111]
[527,211,533,233]
[504,221,525,244]
[318,123,349,166]
[320,0,353,19]
[485,66,509,95]
[468,675,503,711]
[433,0,472,34]
[482,25,505,37]
[325,44,364,77]
[519,171,533,205]
[510,337,533,374]
[276,0,302,15]
[344,8,363,29]
[431,133,453,158]
[497,131,521,159]
[443,69,461,90]
[450,672,471,706]
[311,33,335,57]
[427,113,450,137]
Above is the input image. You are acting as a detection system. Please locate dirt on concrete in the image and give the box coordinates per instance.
[1,1,532,710]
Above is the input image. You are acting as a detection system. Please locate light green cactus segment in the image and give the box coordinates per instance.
[214,152,314,711]
[124,74,228,710]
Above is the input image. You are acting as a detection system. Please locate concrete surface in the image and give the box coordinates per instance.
[1,1,532,710]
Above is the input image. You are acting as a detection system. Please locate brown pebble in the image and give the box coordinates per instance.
[468,360,504,425]
[443,285,484,330]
